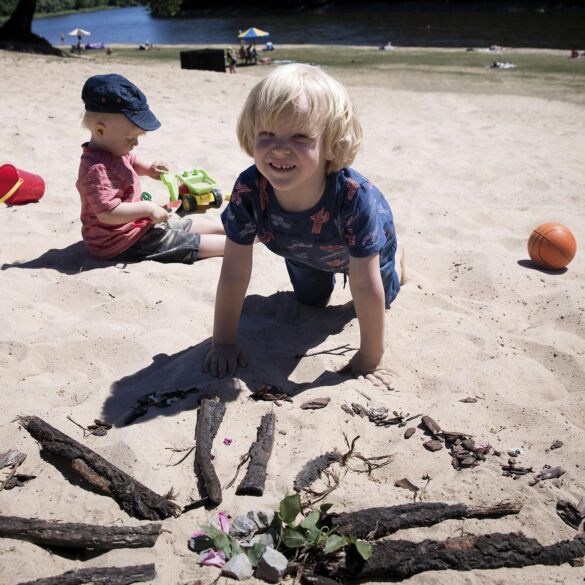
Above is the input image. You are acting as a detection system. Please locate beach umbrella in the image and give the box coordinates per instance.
[238,27,270,40]
[68,28,91,37]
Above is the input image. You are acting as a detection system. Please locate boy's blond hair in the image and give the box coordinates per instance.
[237,64,362,173]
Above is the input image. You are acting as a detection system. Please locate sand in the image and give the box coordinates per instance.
[0,48,584,584]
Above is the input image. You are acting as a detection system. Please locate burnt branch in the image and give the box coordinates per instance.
[194,397,225,507]
[343,533,585,580]
[236,412,276,496]
[19,416,180,520]
[331,501,522,540]
[0,516,161,549]
[17,563,156,585]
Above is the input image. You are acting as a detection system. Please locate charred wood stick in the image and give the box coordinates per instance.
[294,451,342,492]
[236,413,275,496]
[343,532,585,580]
[18,563,156,585]
[194,397,225,506]
[0,516,161,549]
[19,416,180,521]
[332,501,522,539]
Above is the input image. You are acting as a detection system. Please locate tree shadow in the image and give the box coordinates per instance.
[517,259,568,275]
[102,291,357,427]
[1,241,121,274]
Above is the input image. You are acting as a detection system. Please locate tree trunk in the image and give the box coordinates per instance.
[0,0,61,55]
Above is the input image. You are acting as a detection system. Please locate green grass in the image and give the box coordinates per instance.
[80,44,585,103]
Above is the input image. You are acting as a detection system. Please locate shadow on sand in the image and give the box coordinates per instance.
[517,258,568,275]
[102,291,358,427]
[1,241,120,274]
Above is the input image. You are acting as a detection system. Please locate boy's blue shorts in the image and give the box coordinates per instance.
[285,255,400,309]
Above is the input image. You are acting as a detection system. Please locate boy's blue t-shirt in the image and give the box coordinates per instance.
[221,165,397,274]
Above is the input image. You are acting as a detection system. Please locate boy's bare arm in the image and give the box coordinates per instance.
[347,254,386,369]
[212,239,253,344]
[97,201,169,225]
[204,239,253,377]
[133,157,169,179]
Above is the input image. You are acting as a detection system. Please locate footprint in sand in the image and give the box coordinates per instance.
[525,341,585,395]
[0,340,29,366]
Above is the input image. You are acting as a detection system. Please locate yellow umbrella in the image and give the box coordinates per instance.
[238,27,270,40]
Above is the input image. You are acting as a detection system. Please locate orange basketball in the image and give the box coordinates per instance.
[527,223,577,270]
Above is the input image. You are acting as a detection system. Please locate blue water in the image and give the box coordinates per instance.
[32,6,585,49]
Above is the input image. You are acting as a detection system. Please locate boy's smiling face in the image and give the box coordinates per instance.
[253,96,328,205]
[95,114,145,156]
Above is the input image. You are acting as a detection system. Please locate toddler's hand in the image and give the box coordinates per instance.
[148,203,170,224]
[203,344,247,378]
[150,161,169,178]
[338,350,392,388]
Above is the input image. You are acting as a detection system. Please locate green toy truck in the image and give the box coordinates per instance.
[160,169,224,213]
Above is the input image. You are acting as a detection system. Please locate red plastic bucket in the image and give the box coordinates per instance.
[0,164,45,205]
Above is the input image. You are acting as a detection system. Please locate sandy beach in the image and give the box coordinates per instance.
[0,46,584,584]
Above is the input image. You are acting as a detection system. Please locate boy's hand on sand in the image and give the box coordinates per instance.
[148,203,170,224]
[204,344,247,378]
[338,351,392,388]
[150,161,169,178]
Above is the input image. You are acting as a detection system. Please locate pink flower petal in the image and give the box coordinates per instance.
[200,549,226,568]
[223,438,233,446]
[191,529,206,538]
[218,512,231,533]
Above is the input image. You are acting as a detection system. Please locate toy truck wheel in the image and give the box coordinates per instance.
[182,195,198,212]
[212,189,223,208]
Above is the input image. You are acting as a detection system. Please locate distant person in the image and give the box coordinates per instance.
[76,74,225,264]
[60,33,65,44]
[76,33,82,53]
[203,64,405,385]
[239,42,247,61]
[246,44,257,64]
[265,40,273,51]
[227,48,237,73]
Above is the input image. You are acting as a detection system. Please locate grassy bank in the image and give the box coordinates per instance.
[71,44,585,104]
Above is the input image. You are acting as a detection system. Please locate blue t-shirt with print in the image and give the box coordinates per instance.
[221,165,399,300]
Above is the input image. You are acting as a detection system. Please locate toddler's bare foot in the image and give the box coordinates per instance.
[396,244,407,285]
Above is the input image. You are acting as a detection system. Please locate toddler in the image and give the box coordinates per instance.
[204,64,405,386]
[76,73,225,263]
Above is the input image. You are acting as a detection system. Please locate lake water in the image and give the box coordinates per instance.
[32,6,585,50]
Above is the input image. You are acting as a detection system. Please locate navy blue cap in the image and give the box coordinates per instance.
[82,73,160,131]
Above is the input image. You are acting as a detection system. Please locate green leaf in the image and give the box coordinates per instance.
[282,527,307,549]
[279,494,302,524]
[323,534,348,555]
[212,533,234,556]
[305,526,323,545]
[202,525,223,540]
[202,526,240,558]
[355,540,372,560]
[246,542,266,567]
[300,510,320,530]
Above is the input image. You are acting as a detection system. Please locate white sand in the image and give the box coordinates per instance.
[0,49,584,584]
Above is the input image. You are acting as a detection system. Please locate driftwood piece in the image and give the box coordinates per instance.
[0,516,161,549]
[331,501,522,539]
[19,416,180,521]
[236,413,276,496]
[344,533,585,580]
[18,563,156,585]
[293,451,342,492]
[194,397,226,506]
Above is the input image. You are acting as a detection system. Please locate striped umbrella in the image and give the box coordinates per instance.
[238,27,270,40]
